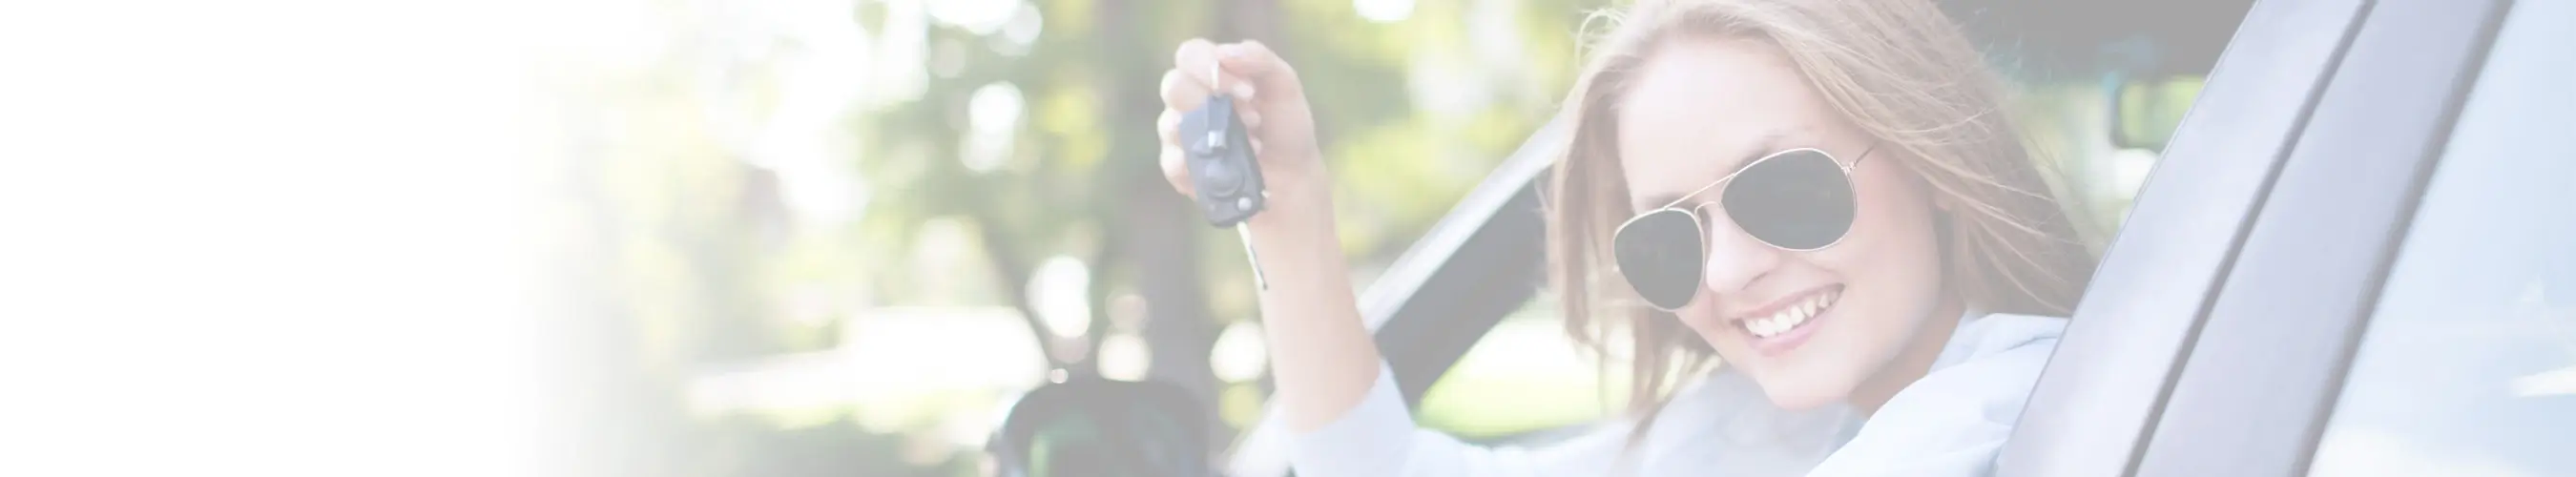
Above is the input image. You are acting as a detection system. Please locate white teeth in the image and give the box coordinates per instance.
[1745,289,1838,339]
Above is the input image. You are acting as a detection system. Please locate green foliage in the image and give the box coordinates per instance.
[2115,76,2204,152]
[541,0,2216,472]
[553,1,1622,475]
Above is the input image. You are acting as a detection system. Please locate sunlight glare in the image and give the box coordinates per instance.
[1356,0,1415,23]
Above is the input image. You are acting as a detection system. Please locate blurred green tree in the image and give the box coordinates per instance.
[553,0,1609,474]
[852,0,1603,427]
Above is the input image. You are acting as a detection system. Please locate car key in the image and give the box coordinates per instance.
[1177,68,1268,290]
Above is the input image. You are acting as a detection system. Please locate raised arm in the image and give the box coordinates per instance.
[1153,39,1622,477]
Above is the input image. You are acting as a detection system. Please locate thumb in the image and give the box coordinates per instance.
[1215,41,1300,99]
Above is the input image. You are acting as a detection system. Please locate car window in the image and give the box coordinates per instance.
[1411,82,2206,444]
[1415,292,1625,443]
[1409,37,2237,447]
[2307,1,2576,474]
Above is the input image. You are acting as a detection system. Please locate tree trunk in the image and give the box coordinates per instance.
[1101,0,1226,439]
[968,203,1061,371]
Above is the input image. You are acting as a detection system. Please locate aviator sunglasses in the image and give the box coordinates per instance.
[1612,144,1877,311]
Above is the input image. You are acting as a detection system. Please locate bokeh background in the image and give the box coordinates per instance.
[521,0,2219,475]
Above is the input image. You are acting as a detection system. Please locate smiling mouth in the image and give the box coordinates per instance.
[1737,286,1841,339]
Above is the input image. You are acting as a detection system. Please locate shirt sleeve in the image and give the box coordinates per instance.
[1287,362,1630,477]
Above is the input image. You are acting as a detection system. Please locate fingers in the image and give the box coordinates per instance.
[1161,37,1296,199]
[1175,38,1257,101]
[1160,155,1195,198]
[1164,66,1261,129]
[1157,108,1180,146]
[1159,148,1193,197]
[1157,110,1195,197]
[1215,40,1299,100]
[1158,68,1209,115]
[1174,37,1215,82]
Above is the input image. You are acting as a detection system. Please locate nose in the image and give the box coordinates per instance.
[1700,207,1779,296]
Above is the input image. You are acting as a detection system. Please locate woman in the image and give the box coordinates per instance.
[1153,0,2099,474]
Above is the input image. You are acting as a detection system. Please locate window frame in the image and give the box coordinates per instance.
[1998,0,2374,474]
[2124,0,2520,475]
[2289,0,2576,472]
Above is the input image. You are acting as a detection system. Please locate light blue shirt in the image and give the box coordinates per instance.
[1289,312,2066,477]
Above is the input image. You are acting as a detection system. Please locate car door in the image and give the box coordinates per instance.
[2010,0,2572,475]
[2301,4,2576,473]
[2132,0,2571,474]
[2127,0,2513,471]
[1999,0,2378,473]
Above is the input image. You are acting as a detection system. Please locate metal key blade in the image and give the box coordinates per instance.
[1236,223,1267,291]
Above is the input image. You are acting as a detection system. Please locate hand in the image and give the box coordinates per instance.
[1156,41,1382,434]
[1156,39,1326,208]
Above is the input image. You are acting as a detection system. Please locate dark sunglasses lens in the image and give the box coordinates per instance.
[1614,209,1704,310]
[1722,150,1855,250]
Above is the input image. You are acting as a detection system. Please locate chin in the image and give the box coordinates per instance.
[1757,382,1849,411]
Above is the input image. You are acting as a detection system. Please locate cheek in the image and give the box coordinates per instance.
[1815,165,1943,275]
[1680,306,1755,360]
[1672,299,1732,340]
[1804,163,1949,351]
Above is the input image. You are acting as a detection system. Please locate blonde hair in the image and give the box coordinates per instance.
[1545,0,2098,437]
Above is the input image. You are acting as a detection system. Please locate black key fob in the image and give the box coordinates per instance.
[1178,95,1264,228]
